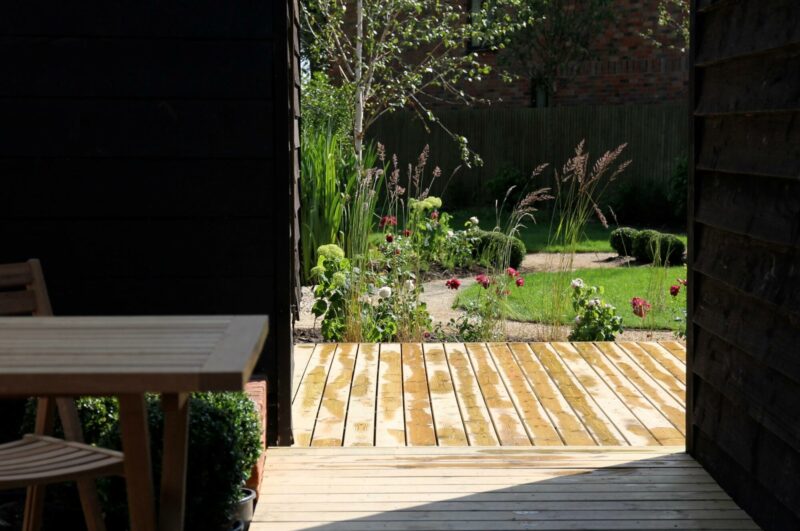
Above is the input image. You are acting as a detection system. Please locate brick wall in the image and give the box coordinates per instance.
[433,0,688,107]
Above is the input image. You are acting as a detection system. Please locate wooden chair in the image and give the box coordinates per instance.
[0,260,124,531]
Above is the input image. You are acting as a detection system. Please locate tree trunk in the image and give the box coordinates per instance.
[353,0,364,166]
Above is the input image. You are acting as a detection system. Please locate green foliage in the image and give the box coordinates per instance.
[498,0,615,104]
[22,394,260,530]
[299,128,358,284]
[300,71,353,140]
[608,180,675,227]
[486,166,526,206]
[311,245,350,341]
[633,229,685,265]
[609,227,639,256]
[475,229,526,269]
[568,280,624,341]
[669,156,688,227]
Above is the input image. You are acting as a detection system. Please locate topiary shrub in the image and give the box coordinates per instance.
[632,229,662,263]
[474,229,526,269]
[609,227,639,256]
[632,229,686,265]
[22,393,261,531]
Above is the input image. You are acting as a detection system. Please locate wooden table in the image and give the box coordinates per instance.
[0,316,269,531]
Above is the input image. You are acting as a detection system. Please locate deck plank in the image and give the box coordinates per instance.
[291,344,316,403]
[310,343,358,447]
[402,343,437,446]
[253,447,759,531]
[487,343,562,445]
[465,343,530,445]
[573,343,684,446]
[617,342,685,403]
[423,343,468,446]
[375,343,405,446]
[658,340,687,363]
[291,343,337,447]
[639,342,687,384]
[343,343,379,446]
[444,343,499,446]
[591,342,686,437]
[509,343,595,446]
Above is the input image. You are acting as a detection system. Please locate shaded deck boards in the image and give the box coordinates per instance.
[253,447,760,530]
[292,342,686,448]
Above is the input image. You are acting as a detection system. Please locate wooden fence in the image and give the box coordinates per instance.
[368,103,688,207]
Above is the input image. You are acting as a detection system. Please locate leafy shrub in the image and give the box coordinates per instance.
[608,181,674,227]
[22,394,261,530]
[632,229,662,262]
[300,71,353,140]
[609,227,639,256]
[633,229,685,265]
[568,279,623,341]
[486,166,526,206]
[668,157,688,228]
[474,229,526,269]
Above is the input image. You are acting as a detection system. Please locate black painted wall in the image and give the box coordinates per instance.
[0,2,298,443]
[689,1,800,528]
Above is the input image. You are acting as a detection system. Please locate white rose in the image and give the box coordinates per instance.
[447,230,455,238]
[588,298,600,307]
[571,278,584,289]
[469,216,479,225]
[574,315,582,324]
[405,280,415,291]
[378,286,392,299]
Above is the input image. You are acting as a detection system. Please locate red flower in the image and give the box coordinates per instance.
[379,215,397,228]
[475,274,490,289]
[516,277,525,287]
[631,297,652,318]
[677,278,687,286]
[445,278,461,290]
[403,229,412,237]
[506,267,518,277]
[670,284,681,297]
[394,248,401,255]
[430,210,439,220]
[385,233,394,243]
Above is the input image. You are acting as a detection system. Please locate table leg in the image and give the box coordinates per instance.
[159,393,190,531]
[119,394,157,531]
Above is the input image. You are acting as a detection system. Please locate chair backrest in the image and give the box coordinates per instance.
[0,259,53,316]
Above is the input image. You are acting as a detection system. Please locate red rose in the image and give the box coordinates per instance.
[386,233,394,243]
[475,274,490,289]
[403,229,412,237]
[445,278,461,290]
[430,210,439,220]
[670,284,680,297]
[506,267,518,277]
[379,215,397,228]
[516,277,525,287]
[631,297,651,318]
[677,278,687,286]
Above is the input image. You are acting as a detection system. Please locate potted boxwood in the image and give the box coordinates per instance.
[21,392,262,530]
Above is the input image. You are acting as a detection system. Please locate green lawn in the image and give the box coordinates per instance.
[449,207,614,253]
[455,265,687,330]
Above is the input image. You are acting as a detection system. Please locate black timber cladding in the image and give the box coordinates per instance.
[0,2,298,443]
[689,1,800,529]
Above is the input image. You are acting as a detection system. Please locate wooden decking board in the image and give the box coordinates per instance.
[444,343,499,446]
[253,447,760,531]
[374,343,405,446]
[291,341,686,448]
[617,342,685,403]
[487,343,562,445]
[423,343,469,446]
[310,343,358,447]
[290,343,315,403]
[402,343,437,446]
[343,343,379,446]
[465,343,531,446]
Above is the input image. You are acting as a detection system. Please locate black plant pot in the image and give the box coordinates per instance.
[230,520,245,531]
[233,487,256,531]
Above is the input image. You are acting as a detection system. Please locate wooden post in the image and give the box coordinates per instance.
[118,394,157,531]
[159,393,190,531]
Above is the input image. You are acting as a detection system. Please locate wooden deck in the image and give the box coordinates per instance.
[252,342,759,530]
[253,446,759,530]
[290,342,686,448]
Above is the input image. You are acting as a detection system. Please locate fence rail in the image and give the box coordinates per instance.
[368,103,688,207]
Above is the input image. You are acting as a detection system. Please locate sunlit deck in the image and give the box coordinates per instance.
[289,341,686,448]
[252,342,760,530]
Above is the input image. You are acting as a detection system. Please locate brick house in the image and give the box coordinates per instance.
[436,0,689,108]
